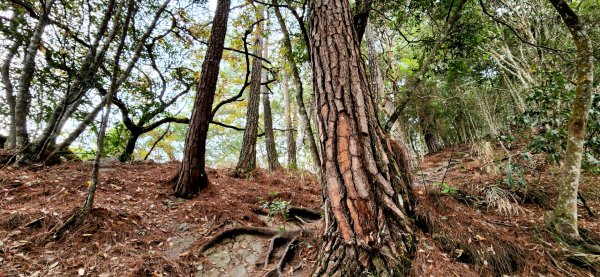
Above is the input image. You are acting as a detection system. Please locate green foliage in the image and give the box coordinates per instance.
[501,161,527,188]
[433,182,458,194]
[514,72,600,166]
[68,147,96,160]
[514,72,572,162]
[103,123,128,158]
[259,192,291,219]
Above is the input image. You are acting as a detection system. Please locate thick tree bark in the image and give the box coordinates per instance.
[283,67,297,169]
[309,0,415,275]
[548,0,594,242]
[273,1,321,172]
[14,0,56,148]
[1,10,21,149]
[234,6,264,178]
[172,0,231,198]
[261,25,281,171]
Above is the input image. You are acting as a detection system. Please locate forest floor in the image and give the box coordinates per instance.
[0,142,599,276]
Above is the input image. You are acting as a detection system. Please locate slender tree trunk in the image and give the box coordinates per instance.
[14,0,56,148]
[273,1,321,172]
[80,0,140,214]
[23,0,123,163]
[364,23,384,113]
[27,0,166,164]
[548,0,594,242]
[309,0,415,275]
[261,24,281,171]
[1,11,21,150]
[144,123,170,161]
[365,22,416,175]
[172,0,231,198]
[283,67,297,169]
[235,6,264,178]
[384,0,467,133]
[44,94,107,163]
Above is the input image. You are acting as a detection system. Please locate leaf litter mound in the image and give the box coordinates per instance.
[0,160,321,276]
[0,142,599,276]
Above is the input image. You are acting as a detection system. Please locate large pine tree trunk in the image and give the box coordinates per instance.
[172,0,231,198]
[283,67,297,169]
[309,0,415,275]
[261,22,281,171]
[273,1,321,172]
[235,6,264,177]
[548,0,594,242]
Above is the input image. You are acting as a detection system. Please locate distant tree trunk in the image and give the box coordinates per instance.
[0,135,6,149]
[283,67,297,169]
[172,0,231,198]
[14,0,56,148]
[234,6,264,178]
[48,0,137,239]
[261,25,281,171]
[44,93,108,163]
[120,132,140,162]
[424,132,440,153]
[365,22,417,174]
[273,1,321,173]
[364,23,384,113]
[21,0,124,163]
[309,0,415,275]
[1,11,21,150]
[548,0,594,242]
[384,0,467,133]
[351,0,373,43]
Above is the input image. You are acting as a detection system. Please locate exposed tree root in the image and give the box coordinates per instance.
[288,206,322,220]
[45,209,86,241]
[200,217,316,276]
[201,226,299,252]
[566,253,600,273]
[263,238,298,277]
[578,192,595,217]
[252,206,322,221]
[264,235,285,268]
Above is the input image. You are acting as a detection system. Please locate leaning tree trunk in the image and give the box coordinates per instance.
[1,11,21,150]
[309,0,416,275]
[172,0,231,198]
[283,67,297,169]
[548,0,594,243]
[261,21,281,171]
[273,1,321,172]
[14,0,56,148]
[384,0,467,133]
[234,7,264,178]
